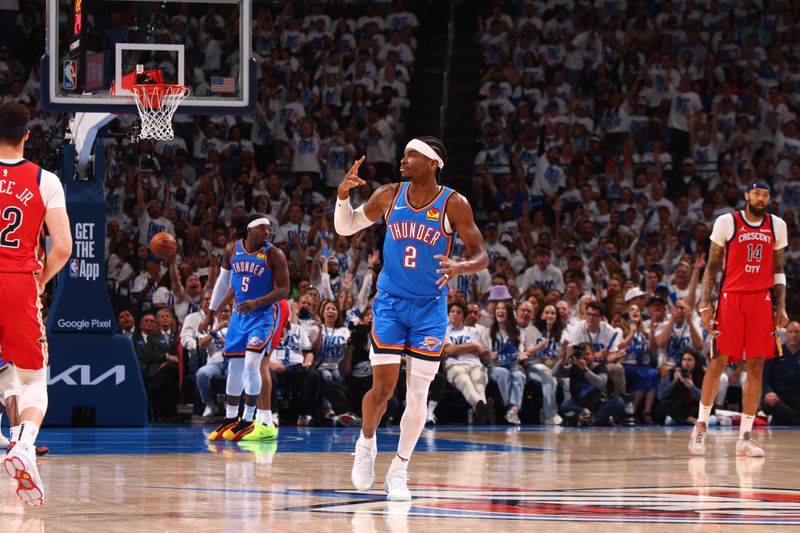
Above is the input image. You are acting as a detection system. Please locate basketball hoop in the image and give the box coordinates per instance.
[131,84,189,140]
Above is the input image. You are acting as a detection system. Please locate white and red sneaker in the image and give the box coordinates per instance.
[4,441,44,507]
[736,432,766,457]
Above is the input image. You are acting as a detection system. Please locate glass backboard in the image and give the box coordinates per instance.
[44,0,254,114]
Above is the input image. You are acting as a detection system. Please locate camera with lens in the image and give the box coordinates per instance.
[572,343,588,360]
[680,368,691,378]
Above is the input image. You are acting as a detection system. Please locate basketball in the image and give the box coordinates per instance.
[149,232,178,260]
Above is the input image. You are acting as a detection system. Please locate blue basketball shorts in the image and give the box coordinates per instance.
[370,290,447,361]
[224,303,280,357]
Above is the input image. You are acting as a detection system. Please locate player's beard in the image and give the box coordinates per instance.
[746,201,766,218]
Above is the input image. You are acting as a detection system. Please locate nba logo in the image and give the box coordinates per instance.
[63,60,77,91]
[69,258,79,278]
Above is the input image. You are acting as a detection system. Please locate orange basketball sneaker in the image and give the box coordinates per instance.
[208,418,239,441]
[222,418,255,441]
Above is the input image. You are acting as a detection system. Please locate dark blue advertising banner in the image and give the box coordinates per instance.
[44,143,147,427]
[47,145,115,333]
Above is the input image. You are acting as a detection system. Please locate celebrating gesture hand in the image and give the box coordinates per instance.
[434,254,461,289]
[337,156,366,200]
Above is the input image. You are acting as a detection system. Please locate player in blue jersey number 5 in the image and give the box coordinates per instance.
[335,137,488,501]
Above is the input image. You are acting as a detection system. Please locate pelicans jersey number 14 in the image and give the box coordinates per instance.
[371,182,456,361]
[711,210,788,362]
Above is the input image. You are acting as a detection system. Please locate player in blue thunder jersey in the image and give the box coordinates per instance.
[201,214,289,442]
[335,136,488,501]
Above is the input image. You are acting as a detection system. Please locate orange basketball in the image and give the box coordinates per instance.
[149,232,178,260]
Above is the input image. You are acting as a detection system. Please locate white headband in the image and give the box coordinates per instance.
[247,217,271,229]
[405,139,444,169]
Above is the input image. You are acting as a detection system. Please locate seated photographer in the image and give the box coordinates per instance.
[558,342,625,426]
[568,301,627,398]
[655,350,705,426]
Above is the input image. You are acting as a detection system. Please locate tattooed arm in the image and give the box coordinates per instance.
[774,248,789,328]
[696,242,724,334]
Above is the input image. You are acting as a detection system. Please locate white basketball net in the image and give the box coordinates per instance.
[132,84,189,140]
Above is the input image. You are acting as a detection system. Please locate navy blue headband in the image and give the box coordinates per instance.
[747,182,771,193]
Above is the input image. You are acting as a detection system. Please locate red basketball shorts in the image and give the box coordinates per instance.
[270,299,291,350]
[714,289,777,363]
[0,273,48,370]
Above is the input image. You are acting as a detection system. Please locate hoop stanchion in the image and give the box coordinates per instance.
[131,84,189,140]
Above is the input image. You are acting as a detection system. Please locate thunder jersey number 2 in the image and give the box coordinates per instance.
[403,245,417,268]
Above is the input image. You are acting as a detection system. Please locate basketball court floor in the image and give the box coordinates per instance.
[1,425,799,532]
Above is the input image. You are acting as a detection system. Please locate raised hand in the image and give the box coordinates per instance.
[337,156,366,200]
[368,249,380,267]
[692,252,706,271]
[342,272,354,290]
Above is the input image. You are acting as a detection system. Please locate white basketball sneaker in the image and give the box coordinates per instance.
[384,466,411,501]
[688,422,707,456]
[4,441,44,507]
[351,437,377,491]
[736,432,765,457]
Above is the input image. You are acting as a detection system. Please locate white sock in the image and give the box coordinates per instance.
[739,414,756,438]
[225,404,238,419]
[10,425,19,442]
[243,403,256,421]
[256,409,273,426]
[697,403,713,425]
[18,421,39,445]
[359,430,376,448]
[390,453,409,471]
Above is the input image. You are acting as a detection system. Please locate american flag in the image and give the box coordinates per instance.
[210,76,235,93]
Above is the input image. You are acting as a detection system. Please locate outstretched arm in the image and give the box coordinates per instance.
[334,156,397,235]
[434,193,489,288]
[696,242,724,334]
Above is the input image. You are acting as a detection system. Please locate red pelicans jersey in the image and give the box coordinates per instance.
[0,159,65,273]
[711,210,788,292]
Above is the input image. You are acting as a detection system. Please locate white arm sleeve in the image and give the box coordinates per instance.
[209,268,232,311]
[334,198,375,236]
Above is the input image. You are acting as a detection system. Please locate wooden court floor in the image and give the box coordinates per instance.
[1,425,800,532]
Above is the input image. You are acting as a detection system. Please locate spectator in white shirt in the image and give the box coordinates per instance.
[188,298,230,417]
[443,302,492,424]
[520,248,566,294]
